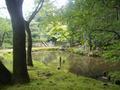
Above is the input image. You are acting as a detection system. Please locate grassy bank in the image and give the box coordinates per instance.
[0,48,120,90]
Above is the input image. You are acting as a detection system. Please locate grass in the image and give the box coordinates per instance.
[0,49,120,90]
[1,61,120,90]
[32,47,60,52]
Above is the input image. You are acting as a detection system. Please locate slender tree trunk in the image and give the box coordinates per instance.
[116,7,119,20]
[25,0,44,66]
[25,21,33,66]
[88,32,92,51]
[0,32,6,47]
[5,0,29,83]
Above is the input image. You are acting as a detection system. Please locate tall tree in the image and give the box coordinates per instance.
[25,0,44,66]
[5,0,29,83]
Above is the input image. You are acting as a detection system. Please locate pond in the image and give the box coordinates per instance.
[32,50,120,80]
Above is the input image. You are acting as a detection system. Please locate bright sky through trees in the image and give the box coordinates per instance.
[0,0,68,18]
[53,0,68,8]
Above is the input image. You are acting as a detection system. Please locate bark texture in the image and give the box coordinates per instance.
[5,0,30,83]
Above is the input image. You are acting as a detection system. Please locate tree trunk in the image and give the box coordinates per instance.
[116,8,119,20]
[25,21,33,66]
[0,32,6,47]
[25,0,44,66]
[5,0,29,83]
[88,32,92,51]
[0,61,12,84]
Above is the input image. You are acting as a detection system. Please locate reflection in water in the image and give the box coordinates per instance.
[69,56,120,78]
[32,51,69,64]
[32,51,120,78]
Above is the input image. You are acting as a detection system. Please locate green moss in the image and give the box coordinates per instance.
[0,49,120,90]
[0,51,13,71]
[1,60,119,90]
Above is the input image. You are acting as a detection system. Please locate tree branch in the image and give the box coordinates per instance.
[93,29,120,39]
[27,0,44,23]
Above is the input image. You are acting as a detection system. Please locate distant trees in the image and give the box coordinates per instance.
[5,0,29,83]
[0,18,11,47]
[61,0,120,50]
[35,0,70,44]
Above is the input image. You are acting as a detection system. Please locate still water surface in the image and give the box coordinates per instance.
[32,50,120,78]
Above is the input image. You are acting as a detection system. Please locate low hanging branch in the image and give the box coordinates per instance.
[28,0,56,23]
[93,29,120,39]
[25,0,44,66]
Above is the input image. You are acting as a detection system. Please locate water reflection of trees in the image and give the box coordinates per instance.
[69,56,120,78]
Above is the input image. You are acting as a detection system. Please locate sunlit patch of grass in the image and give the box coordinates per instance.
[0,51,13,72]
[32,47,60,52]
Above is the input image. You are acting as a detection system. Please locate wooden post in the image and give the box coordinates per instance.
[57,56,62,70]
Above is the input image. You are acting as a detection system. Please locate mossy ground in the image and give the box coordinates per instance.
[0,49,120,90]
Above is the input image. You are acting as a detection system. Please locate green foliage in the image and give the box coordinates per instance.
[58,0,120,60]
[0,18,11,32]
[108,71,120,85]
[47,22,70,41]
[102,42,120,61]
[0,18,12,48]
[32,0,71,42]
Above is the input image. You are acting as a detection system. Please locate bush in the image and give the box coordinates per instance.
[102,42,120,61]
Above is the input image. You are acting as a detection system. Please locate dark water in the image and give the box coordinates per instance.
[32,50,120,78]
